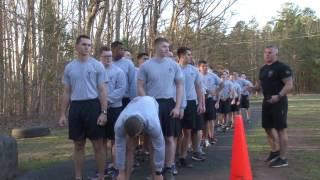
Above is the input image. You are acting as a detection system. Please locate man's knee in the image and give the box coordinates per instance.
[165,136,174,144]
[74,140,86,152]
[91,139,105,152]
[183,129,191,138]
[277,128,288,137]
[264,128,273,136]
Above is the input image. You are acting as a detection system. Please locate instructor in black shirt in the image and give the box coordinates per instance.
[257,45,293,168]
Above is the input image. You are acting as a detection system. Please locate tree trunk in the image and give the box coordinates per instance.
[93,0,108,57]
[85,0,101,36]
[138,0,149,52]
[21,0,35,118]
[115,0,122,40]
[0,0,4,114]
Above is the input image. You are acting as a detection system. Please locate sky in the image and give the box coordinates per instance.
[229,0,320,28]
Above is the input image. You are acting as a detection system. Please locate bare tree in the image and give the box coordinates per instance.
[115,0,123,40]
[93,0,109,57]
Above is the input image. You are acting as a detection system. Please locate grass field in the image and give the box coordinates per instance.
[247,94,320,180]
[17,128,95,171]
[16,94,320,179]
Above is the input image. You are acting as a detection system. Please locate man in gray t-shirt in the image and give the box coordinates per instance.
[112,41,137,107]
[198,60,223,147]
[138,37,183,179]
[59,35,108,180]
[177,47,205,166]
[99,46,126,175]
[115,96,164,180]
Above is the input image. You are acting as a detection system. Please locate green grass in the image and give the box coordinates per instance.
[247,94,320,179]
[17,128,94,171]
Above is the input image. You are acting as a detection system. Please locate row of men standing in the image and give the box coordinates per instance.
[59,35,254,180]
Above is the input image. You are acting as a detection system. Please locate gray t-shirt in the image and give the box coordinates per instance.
[138,57,183,99]
[115,96,164,171]
[219,79,234,100]
[181,64,201,101]
[200,72,222,98]
[236,78,253,96]
[232,81,241,98]
[62,58,107,101]
[113,57,136,99]
[105,64,127,108]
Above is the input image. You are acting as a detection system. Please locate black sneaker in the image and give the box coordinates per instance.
[191,152,205,161]
[269,157,288,168]
[179,158,193,168]
[163,167,175,180]
[209,137,218,145]
[264,151,280,163]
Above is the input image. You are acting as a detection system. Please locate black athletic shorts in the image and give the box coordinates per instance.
[231,98,240,112]
[218,98,231,114]
[240,95,250,109]
[156,98,181,137]
[105,107,123,140]
[262,96,288,130]
[182,100,197,129]
[122,97,131,108]
[204,97,216,121]
[193,113,204,132]
[68,98,105,140]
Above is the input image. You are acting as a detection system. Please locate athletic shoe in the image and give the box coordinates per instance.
[171,164,179,175]
[264,151,280,163]
[216,126,224,132]
[204,139,210,147]
[179,158,193,168]
[163,167,175,180]
[191,152,205,161]
[209,137,218,145]
[269,157,288,168]
[109,167,119,179]
[199,147,206,156]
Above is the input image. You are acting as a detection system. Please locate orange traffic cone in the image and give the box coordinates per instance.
[230,115,253,180]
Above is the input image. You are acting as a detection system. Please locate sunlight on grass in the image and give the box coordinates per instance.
[18,128,94,170]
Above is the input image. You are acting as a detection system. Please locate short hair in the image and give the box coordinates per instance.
[99,46,111,54]
[111,41,123,49]
[177,47,191,58]
[124,115,144,137]
[137,52,149,59]
[265,45,279,54]
[198,60,207,66]
[76,35,90,44]
[154,37,169,46]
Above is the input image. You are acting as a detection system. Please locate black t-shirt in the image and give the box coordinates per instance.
[259,61,292,97]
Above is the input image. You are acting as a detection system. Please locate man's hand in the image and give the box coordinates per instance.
[215,102,219,109]
[170,107,180,118]
[197,104,205,114]
[97,114,107,126]
[231,99,235,105]
[236,100,240,106]
[267,95,280,104]
[179,109,184,119]
[59,115,67,127]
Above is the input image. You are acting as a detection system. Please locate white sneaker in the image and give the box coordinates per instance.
[204,139,210,147]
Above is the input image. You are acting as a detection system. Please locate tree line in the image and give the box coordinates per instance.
[0,0,319,123]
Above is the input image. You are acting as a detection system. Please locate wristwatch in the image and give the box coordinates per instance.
[101,110,107,115]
